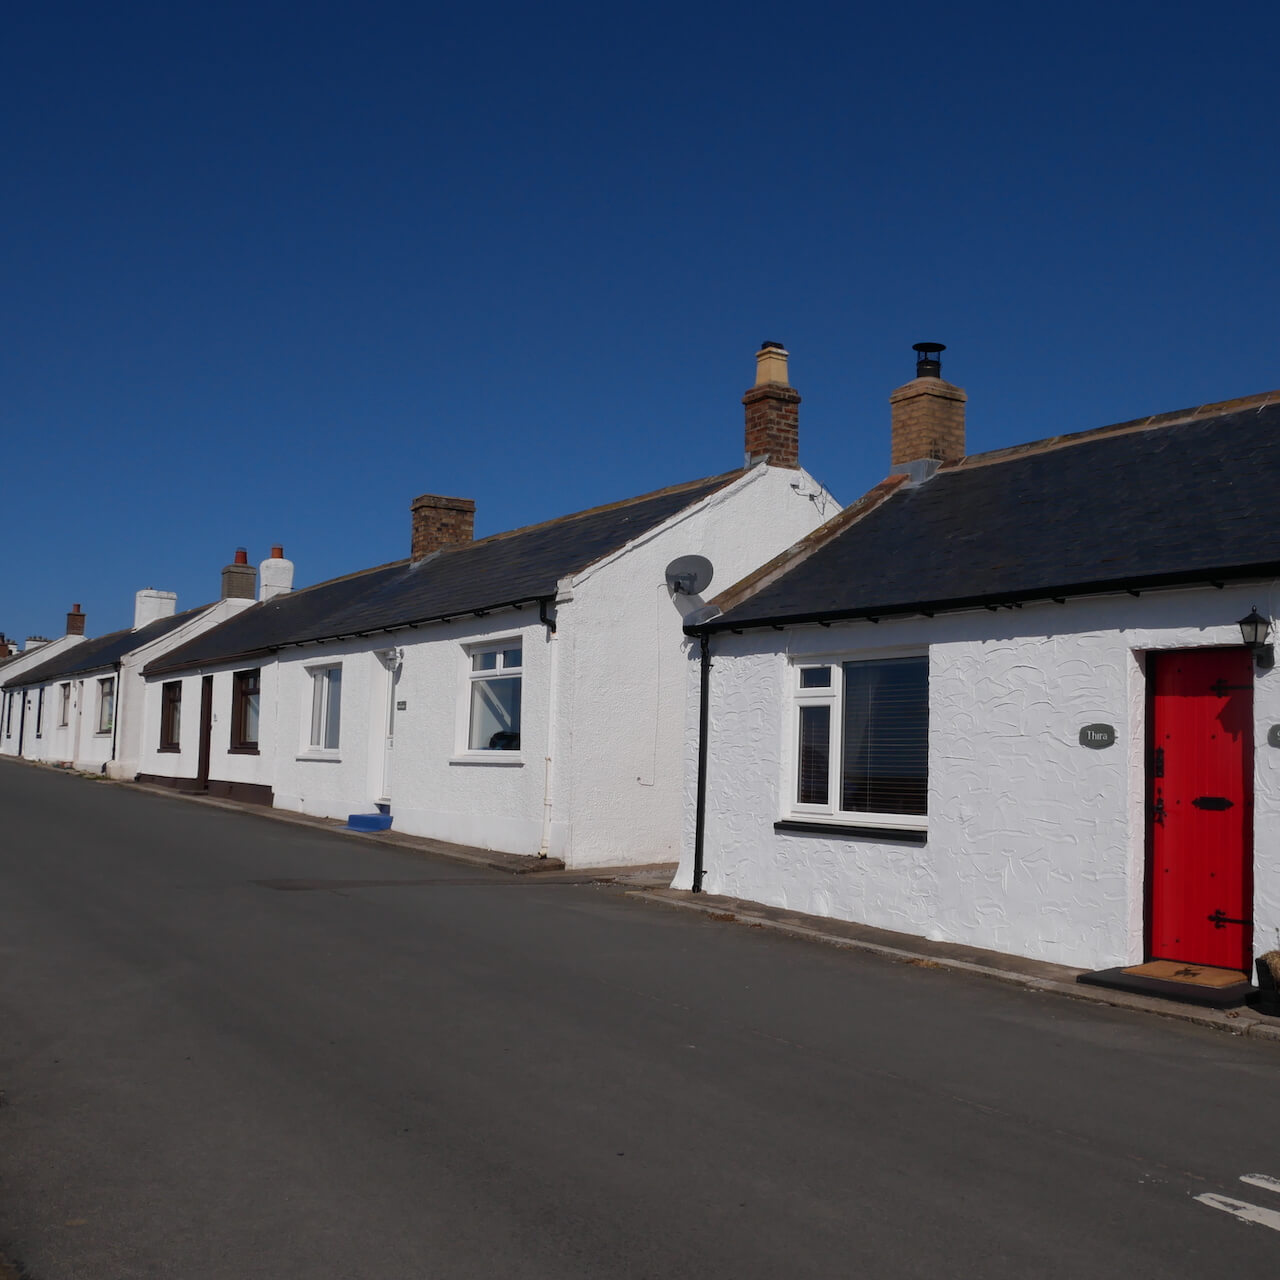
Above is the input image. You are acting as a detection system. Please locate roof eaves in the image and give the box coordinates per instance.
[696,562,1280,634]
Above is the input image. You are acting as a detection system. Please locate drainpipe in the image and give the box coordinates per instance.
[17,688,28,758]
[537,609,560,859]
[692,632,711,893]
[109,662,122,766]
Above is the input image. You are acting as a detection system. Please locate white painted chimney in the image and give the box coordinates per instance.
[24,636,49,652]
[134,589,178,629]
[259,545,294,602]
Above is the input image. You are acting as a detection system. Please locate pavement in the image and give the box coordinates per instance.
[22,757,1280,1045]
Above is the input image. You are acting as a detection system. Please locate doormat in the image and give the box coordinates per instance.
[1078,961,1252,1007]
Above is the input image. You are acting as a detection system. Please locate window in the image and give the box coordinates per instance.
[35,688,44,737]
[467,642,522,751]
[307,665,342,750]
[231,669,261,751]
[97,677,115,735]
[792,656,929,824]
[59,683,71,727]
[159,681,182,752]
[2,692,10,737]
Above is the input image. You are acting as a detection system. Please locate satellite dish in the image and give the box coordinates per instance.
[665,554,714,596]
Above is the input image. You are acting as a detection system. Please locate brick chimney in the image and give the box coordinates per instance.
[66,603,86,636]
[411,494,475,561]
[742,341,801,469]
[889,342,966,469]
[221,547,257,600]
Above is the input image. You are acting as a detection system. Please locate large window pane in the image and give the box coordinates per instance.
[469,675,521,750]
[797,705,830,805]
[840,658,928,815]
[323,669,341,749]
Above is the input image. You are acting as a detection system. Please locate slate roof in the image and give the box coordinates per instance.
[2,608,210,688]
[144,471,741,676]
[703,393,1280,632]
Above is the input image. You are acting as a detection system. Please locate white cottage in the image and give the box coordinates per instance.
[678,346,1280,1001]
[137,344,840,868]
[1,609,90,757]
[1,561,258,777]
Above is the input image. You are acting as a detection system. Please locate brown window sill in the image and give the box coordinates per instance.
[157,745,181,754]
[228,745,260,755]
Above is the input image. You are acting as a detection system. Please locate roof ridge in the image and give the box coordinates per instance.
[438,470,744,553]
[947,389,1280,472]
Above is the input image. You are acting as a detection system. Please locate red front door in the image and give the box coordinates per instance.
[1149,648,1254,971]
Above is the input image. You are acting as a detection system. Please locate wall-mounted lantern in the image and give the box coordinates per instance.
[1238,607,1274,670]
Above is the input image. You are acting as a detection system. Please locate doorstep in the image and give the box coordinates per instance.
[1077,960,1253,1008]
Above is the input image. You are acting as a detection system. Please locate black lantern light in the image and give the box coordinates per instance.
[1238,606,1274,669]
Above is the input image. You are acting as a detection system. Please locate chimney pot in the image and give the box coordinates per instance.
[890,341,966,470]
[411,494,475,561]
[743,341,801,469]
[271,544,284,559]
[234,547,249,565]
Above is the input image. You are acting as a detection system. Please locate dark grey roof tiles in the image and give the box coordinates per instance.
[708,399,1280,630]
[145,471,741,675]
[3,607,211,688]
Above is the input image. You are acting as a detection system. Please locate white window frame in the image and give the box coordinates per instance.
[59,682,71,727]
[96,676,115,736]
[301,663,343,756]
[455,638,524,762]
[786,651,929,831]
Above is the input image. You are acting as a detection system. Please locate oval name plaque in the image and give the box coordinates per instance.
[1268,724,1280,749]
[1079,723,1116,749]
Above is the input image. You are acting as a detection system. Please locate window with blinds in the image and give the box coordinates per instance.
[791,655,928,821]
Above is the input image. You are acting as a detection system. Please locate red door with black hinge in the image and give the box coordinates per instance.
[1149,648,1254,971]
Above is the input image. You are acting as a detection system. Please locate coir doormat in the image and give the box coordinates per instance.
[1078,960,1252,1007]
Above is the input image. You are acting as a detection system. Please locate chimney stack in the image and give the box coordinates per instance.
[411,495,475,561]
[134,588,178,629]
[889,342,966,469]
[259,545,295,602]
[66,603,86,636]
[221,547,257,601]
[743,341,801,469]
[24,636,49,652]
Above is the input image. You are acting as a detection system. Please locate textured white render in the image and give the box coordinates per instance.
[675,583,1280,972]
[259,553,294,602]
[559,464,838,866]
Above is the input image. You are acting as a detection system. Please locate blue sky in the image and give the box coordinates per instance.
[4,2,1278,638]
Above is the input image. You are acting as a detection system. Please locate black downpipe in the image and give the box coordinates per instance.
[692,632,711,893]
[109,661,121,765]
[17,688,28,757]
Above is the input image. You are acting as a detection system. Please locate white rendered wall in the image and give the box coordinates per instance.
[675,583,1280,973]
[113,599,254,780]
[0,635,84,757]
[560,464,838,867]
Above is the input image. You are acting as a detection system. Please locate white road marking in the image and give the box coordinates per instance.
[1196,1193,1280,1232]
[1241,1174,1280,1195]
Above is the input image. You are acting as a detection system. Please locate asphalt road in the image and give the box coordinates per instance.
[1,762,1278,1278]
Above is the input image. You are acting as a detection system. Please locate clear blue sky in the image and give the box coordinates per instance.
[4,2,1278,638]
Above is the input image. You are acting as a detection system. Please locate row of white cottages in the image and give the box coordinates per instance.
[4,343,1278,989]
